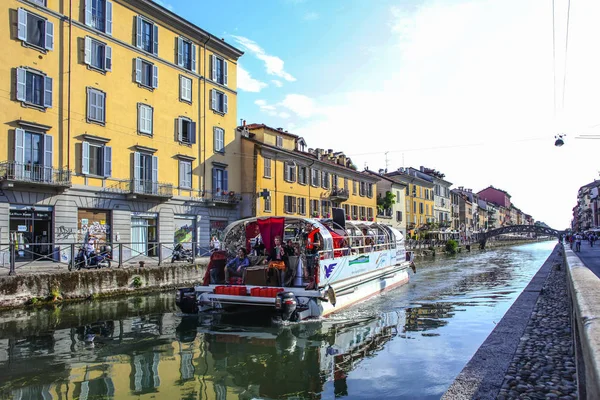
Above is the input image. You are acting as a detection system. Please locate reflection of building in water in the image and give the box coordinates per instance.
[404,303,457,332]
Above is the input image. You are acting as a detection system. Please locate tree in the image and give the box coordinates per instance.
[377,191,396,214]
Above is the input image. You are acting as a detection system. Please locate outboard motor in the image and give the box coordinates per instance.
[275,292,297,321]
[176,288,198,314]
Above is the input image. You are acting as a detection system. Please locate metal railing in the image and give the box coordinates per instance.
[0,161,71,186]
[0,241,212,275]
[131,179,173,197]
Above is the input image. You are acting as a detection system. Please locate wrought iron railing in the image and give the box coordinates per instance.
[131,179,173,197]
[330,187,349,200]
[0,161,71,187]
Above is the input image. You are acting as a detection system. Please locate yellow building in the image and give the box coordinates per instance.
[239,123,378,221]
[0,0,243,260]
[385,168,435,235]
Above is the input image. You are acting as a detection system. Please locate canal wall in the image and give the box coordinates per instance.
[0,262,209,308]
[564,247,600,399]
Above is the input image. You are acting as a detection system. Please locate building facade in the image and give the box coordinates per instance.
[1,0,243,263]
[364,170,407,236]
[419,167,452,228]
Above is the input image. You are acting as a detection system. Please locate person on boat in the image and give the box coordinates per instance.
[362,228,374,253]
[284,239,296,256]
[305,225,322,280]
[221,247,250,283]
[264,235,288,285]
[251,226,265,256]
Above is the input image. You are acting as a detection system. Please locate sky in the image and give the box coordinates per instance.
[156,0,600,230]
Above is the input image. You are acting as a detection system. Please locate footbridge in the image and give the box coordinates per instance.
[477,225,564,249]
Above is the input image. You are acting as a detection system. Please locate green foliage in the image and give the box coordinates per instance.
[49,287,62,302]
[131,276,143,288]
[377,191,396,213]
[445,239,458,255]
[28,297,40,305]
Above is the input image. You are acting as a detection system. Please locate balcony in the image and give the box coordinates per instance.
[209,191,242,205]
[0,161,71,189]
[129,179,173,200]
[330,187,349,201]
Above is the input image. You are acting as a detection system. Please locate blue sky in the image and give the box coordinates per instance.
[156,0,600,230]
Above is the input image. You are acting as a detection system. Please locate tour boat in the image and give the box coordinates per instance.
[176,215,414,321]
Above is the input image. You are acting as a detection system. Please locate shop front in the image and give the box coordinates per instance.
[174,215,198,251]
[77,209,111,246]
[9,205,53,261]
[131,212,158,257]
[209,219,228,243]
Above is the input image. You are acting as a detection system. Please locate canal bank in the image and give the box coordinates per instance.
[443,242,600,399]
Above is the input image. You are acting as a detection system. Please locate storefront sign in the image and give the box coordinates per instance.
[17,225,27,232]
[132,212,158,218]
[80,218,89,225]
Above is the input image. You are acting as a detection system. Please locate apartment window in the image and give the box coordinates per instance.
[298,166,307,185]
[138,104,153,135]
[353,180,357,195]
[359,182,366,197]
[214,127,224,152]
[284,162,296,182]
[284,196,297,214]
[420,203,424,214]
[179,160,192,189]
[321,172,330,189]
[264,196,271,212]
[210,90,227,113]
[310,199,320,217]
[413,201,417,213]
[368,208,374,220]
[367,183,373,198]
[86,87,105,123]
[179,75,192,102]
[343,204,350,218]
[17,8,54,51]
[396,211,403,222]
[135,58,158,89]
[310,169,320,187]
[84,37,112,71]
[321,200,331,217]
[136,16,158,55]
[16,68,52,109]
[84,0,112,35]
[276,136,283,148]
[264,158,271,178]
[30,0,46,5]
[359,206,366,220]
[210,55,228,85]
[352,205,358,219]
[133,151,158,194]
[177,117,196,144]
[298,197,306,215]
[212,167,228,193]
[14,129,53,181]
[82,141,111,177]
[406,186,409,195]
[177,37,196,72]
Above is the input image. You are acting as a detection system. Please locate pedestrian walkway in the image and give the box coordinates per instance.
[569,239,600,278]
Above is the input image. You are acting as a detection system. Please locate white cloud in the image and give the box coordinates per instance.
[303,12,320,21]
[278,112,291,119]
[254,99,267,106]
[152,0,174,11]
[237,65,268,92]
[231,35,296,82]
[280,94,318,118]
[271,80,283,88]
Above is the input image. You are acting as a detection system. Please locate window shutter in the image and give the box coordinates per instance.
[134,152,141,192]
[177,118,183,141]
[44,76,52,108]
[152,65,158,88]
[44,134,53,167]
[211,55,217,81]
[15,128,25,164]
[87,88,93,119]
[223,60,228,86]
[45,20,54,50]
[105,1,113,35]
[82,141,90,174]
[292,197,297,213]
[223,93,228,114]
[84,37,92,65]
[177,37,184,66]
[210,89,216,110]
[103,146,112,177]
[212,168,217,192]
[190,122,196,144]
[191,44,197,72]
[16,68,26,101]
[136,16,142,48]
[223,170,228,191]
[151,156,158,185]
[17,8,27,41]
[105,45,112,71]
[137,103,143,132]
[152,24,159,55]
[135,58,142,83]
[85,0,93,26]
[178,160,184,187]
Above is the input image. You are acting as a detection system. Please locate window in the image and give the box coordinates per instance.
[359,206,366,220]
[17,8,54,51]
[367,183,373,198]
[406,186,409,195]
[179,75,192,102]
[14,129,53,181]
[310,199,320,217]
[368,208,374,220]
[359,182,366,197]
[133,152,158,194]
[264,158,271,178]
[84,37,112,71]
[298,166,307,184]
[311,169,320,187]
[16,68,52,109]
[284,196,297,214]
[86,88,105,123]
[210,90,228,113]
[284,162,296,182]
[214,127,224,152]
[81,141,112,177]
[420,203,424,214]
[276,136,283,148]
[136,16,158,55]
[397,211,403,222]
[179,160,192,189]
[331,174,338,189]
[343,204,350,217]
[30,0,46,5]
[177,118,196,144]
[353,180,357,195]
[177,37,196,72]
[321,172,330,189]
[135,58,158,88]
[298,197,306,215]
[84,0,112,35]
[321,200,331,217]
[138,104,153,135]
[352,205,358,219]
[212,167,228,193]
[210,55,228,85]
[344,178,348,191]
[264,196,271,212]
[413,201,417,213]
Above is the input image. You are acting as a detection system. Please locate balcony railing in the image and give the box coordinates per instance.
[210,191,242,205]
[0,161,71,188]
[131,179,173,199]
[330,187,349,201]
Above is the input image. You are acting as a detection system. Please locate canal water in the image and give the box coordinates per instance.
[0,241,555,400]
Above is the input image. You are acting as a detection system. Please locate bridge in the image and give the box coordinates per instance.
[477,225,564,249]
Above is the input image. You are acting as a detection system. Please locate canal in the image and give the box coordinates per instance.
[0,241,555,400]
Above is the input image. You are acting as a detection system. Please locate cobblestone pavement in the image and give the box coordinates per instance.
[497,260,577,399]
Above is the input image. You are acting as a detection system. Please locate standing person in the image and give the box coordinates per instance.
[265,235,288,285]
[575,233,582,252]
[251,226,265,256]
[210,236,220,252]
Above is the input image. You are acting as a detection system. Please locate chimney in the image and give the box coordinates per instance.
[316,148,323,159]
[243,119,246,127]
[277,127,283,131]
[420,166,425,172]
[378,169,384,174]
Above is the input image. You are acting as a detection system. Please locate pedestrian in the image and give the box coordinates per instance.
[575,233,582,252]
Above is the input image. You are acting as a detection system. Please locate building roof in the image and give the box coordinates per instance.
[477,185,511,198]
[244,123,300,139]
[364,169,408,187]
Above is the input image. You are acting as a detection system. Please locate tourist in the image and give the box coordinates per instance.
[222,247,250,283]
[210,236,220,252]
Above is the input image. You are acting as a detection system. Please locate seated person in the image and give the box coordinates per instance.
[214,248,249,284]
[284,239,296,256]
[265,236,288,268]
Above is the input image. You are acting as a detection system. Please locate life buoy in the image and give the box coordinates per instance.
[327,286,337,306]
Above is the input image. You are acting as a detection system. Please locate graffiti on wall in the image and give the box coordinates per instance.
[55,222,111,241]
[56,226,76,240]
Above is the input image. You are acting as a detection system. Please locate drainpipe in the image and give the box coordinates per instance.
[201,35,211,196]
[67,0,72,171]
